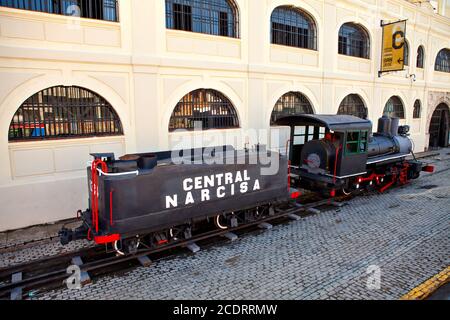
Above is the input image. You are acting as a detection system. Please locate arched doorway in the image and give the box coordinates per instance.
[429,103,450,149]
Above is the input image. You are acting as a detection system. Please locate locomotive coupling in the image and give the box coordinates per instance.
[59,225,89,245]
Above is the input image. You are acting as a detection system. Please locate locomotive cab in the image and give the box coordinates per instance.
[275,115,373,194]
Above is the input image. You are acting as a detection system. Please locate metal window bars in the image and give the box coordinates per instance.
[8,86,123,141]
[338,94,368,119]
[165,0,239,38]
[338,23,370,59]
[383,96,405,119]
[270,92,314,125]
[271,6,317,50]
[435,48,450,73]
[169,89,240,131]
[0,0,119,22]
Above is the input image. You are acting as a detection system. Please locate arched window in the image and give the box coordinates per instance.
[338,94,368,119]
[417,46,425,69]
[271,92,314,125]
[0,0,119,22]
[435,48,450,73]
[8,86,123,142]
[165,0,239,38]
[383,96,405,119]
[338,23,370,59]
[270,6,317,50]
[413,100,421,119]
[169,89,239,131]
[404,41,409,66]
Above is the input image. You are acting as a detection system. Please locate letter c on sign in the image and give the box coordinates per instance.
[183,178,193,191]
[217,186,226,198]
[392,31,404,50]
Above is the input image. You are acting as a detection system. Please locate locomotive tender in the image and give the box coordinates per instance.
[60,147,289,254]
[60,114,434,254]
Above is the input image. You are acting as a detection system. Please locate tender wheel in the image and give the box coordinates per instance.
[341,187,352,196]
[214,214,229,230]
[113,236,140,256]
[169,225,192,241]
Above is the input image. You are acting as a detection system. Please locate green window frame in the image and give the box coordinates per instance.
[345,130,368,155]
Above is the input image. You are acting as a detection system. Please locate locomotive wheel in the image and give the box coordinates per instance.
[341,187,352,196]
[169,225,192,241]
[113,236,140,256]
[214,214,229,230]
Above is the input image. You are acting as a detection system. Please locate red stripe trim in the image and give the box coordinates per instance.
[110,189,114,226]
[94,234,120,245]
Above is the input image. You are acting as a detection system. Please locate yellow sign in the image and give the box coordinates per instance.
[380,20,407,73]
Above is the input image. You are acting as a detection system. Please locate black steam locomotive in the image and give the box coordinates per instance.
[276,114,435,196]
[60,114,434,254]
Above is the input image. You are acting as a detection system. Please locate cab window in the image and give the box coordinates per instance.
[345,130,368,155]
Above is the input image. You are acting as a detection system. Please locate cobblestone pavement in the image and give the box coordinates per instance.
[29,149,450,300]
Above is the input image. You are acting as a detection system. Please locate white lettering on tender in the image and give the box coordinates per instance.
[183,178,193,191]
[166,195,178,208]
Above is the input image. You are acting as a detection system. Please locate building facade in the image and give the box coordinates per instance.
[0,0,449,231]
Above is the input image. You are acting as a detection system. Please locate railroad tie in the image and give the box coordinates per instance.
[223,232,239,241]
[137,255,152,268]
[258,222,273,230]
[186,242,201,253]
[287,213,301,221]
[10,272,22,301]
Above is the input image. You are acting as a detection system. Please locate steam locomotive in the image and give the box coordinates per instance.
[60,115,434,254]
[276,114,435,196]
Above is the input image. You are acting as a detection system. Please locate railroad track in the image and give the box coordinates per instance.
[0,196,346,301]
[1,151,447,300]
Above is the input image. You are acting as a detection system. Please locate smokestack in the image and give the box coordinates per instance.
[377,116,391,135]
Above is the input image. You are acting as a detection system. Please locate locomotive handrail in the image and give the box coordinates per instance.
[96,168,139,177]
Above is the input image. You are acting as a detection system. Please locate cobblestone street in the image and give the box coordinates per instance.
[28,149,450,300]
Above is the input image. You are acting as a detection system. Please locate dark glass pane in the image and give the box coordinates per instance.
[417,46,424,69]
[338,23,370,59]
[435,48,450,73]
[413,100,421,119]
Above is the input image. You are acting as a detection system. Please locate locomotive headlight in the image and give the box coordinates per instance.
[356,184,360,189]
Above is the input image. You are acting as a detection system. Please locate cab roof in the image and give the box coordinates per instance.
[274,114,372,132]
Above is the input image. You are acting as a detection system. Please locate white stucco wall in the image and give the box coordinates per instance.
[0,0,449,231]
